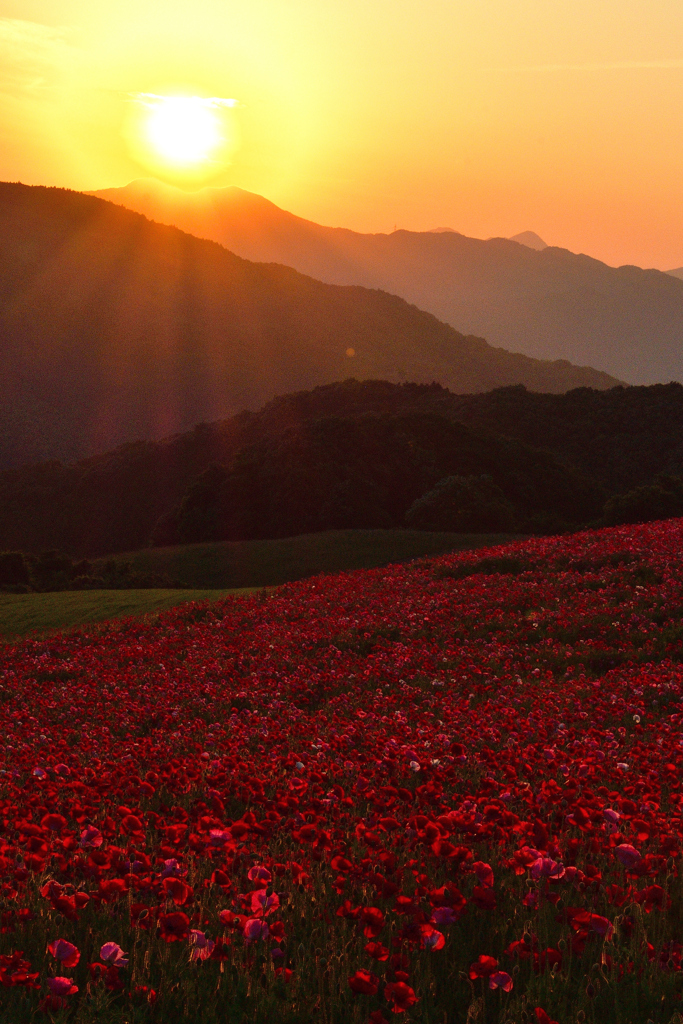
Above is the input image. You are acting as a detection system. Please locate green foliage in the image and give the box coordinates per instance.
[603,473,683,525]
[0,550,31,589]
[405,474,516,532]
[12,375,683,561]
[157,413,600,545]
[0,550,178,593]
[450,381,683,495]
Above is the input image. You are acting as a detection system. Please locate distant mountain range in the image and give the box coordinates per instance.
[0,182,618,469]
[509,231,548,251]
[92,179,683,386]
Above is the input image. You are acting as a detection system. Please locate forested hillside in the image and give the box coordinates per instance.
[5,378,683,558]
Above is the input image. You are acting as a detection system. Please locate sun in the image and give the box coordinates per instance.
[145,97,221,167]
[125,92,239,182]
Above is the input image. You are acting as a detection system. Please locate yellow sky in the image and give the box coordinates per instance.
[2,0,683,269]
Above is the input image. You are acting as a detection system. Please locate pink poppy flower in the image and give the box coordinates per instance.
[47,939,80,968]
[243,918,270,942]
[79,826,103,848]
[531,857,565,881]
[250,889,279,917]
[47,977,78,997]
[615,844,641,869]
[489,971,513,992]
[100,943,128,967]
[189,930,215,960]
[248,866,272,884]
[431,906,458,926]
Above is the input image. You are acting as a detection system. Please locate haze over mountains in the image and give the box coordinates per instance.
[509,231,548,251]
[0,182,617,470]
[93,179,683,386]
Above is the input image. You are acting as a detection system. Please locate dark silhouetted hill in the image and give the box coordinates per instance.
[0,182,619,468]
[93,178,683,386]
[0,380,603,558]
[4,377,683,559]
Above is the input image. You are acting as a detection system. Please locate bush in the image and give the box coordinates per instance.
[603,473,683,525]
[0,551,31,588]
[405,475,517,532]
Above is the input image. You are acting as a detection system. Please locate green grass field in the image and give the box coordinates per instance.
[94,528,517,589]
[2,530,519,641]
[0,587,254,642]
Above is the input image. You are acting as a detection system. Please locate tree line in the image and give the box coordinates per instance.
[2,379,683,563]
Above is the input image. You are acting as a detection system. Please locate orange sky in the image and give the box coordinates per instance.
[2,0,683,269]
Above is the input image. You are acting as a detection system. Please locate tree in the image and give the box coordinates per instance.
[603,474,683,526]
[0,551,31,589]
[405,475,516,532]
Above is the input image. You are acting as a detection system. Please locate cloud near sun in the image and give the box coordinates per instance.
[125,92,240,181]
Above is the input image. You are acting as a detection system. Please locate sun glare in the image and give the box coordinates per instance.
[145,97,220,167]
[125,92,239,181]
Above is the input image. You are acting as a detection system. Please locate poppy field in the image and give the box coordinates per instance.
[2,521,683,1023]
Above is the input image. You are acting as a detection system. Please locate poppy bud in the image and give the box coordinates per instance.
[586,984,595,1000]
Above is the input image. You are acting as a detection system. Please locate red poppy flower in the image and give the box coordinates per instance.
[365,941,390,960]
[349,969,379,995]
[360,907,385,938]
[469,955,499,979]
[384,981,419,1012]
[162,877,193,906]
[419,924,445,950]
[158,911,190,942]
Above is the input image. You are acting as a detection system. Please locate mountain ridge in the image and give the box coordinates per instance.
[0,182,618,469]
[91,178,683,385]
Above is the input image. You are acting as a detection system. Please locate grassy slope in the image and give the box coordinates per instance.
[0,588,254,641]
[1,530,519,640]
[97,529,516,589]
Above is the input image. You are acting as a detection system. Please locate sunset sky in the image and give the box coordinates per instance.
[2,0,683,269]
